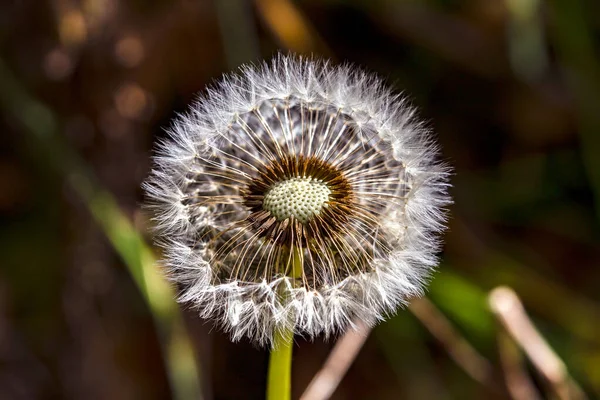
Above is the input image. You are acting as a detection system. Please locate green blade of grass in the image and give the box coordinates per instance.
[0,58,202,400]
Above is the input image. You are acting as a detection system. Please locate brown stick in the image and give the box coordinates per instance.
[409,297,495,387]
[300,321,372,400]
[489,287,587,400]
[498,330,543,400]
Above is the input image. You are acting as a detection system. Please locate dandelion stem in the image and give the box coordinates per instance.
[267,327,294,400]
[267,246,302,400]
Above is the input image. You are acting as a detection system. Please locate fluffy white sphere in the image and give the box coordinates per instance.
[144,54,451,346]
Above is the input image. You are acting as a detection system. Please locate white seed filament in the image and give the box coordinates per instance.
[262,177,331,223]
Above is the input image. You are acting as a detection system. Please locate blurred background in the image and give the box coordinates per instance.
[1,0,599,399]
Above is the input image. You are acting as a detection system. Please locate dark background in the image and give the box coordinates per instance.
[1,0,599,399]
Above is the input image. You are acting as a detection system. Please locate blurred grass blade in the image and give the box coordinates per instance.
[428,269,495,340]
[0,58,202,400]
[547,0,600,220]
[216,0,261,69]
[254,0,330,55]
[505,0,549,82]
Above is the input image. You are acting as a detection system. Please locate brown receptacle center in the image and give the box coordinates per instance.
[242,155,354,247]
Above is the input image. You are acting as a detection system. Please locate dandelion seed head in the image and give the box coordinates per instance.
[144,54,451,345]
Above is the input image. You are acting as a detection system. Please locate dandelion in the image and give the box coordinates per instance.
[144,54,450,346]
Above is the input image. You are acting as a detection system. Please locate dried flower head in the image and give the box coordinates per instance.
[144,55,451,345]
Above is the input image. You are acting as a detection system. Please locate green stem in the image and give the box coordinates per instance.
[267,247,302,400]
[267,328,294,400]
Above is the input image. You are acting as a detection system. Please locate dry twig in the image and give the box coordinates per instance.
[409,297,495,387]
[489,286,587,400]
[498,330,543,400]
[300,321,372,400]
